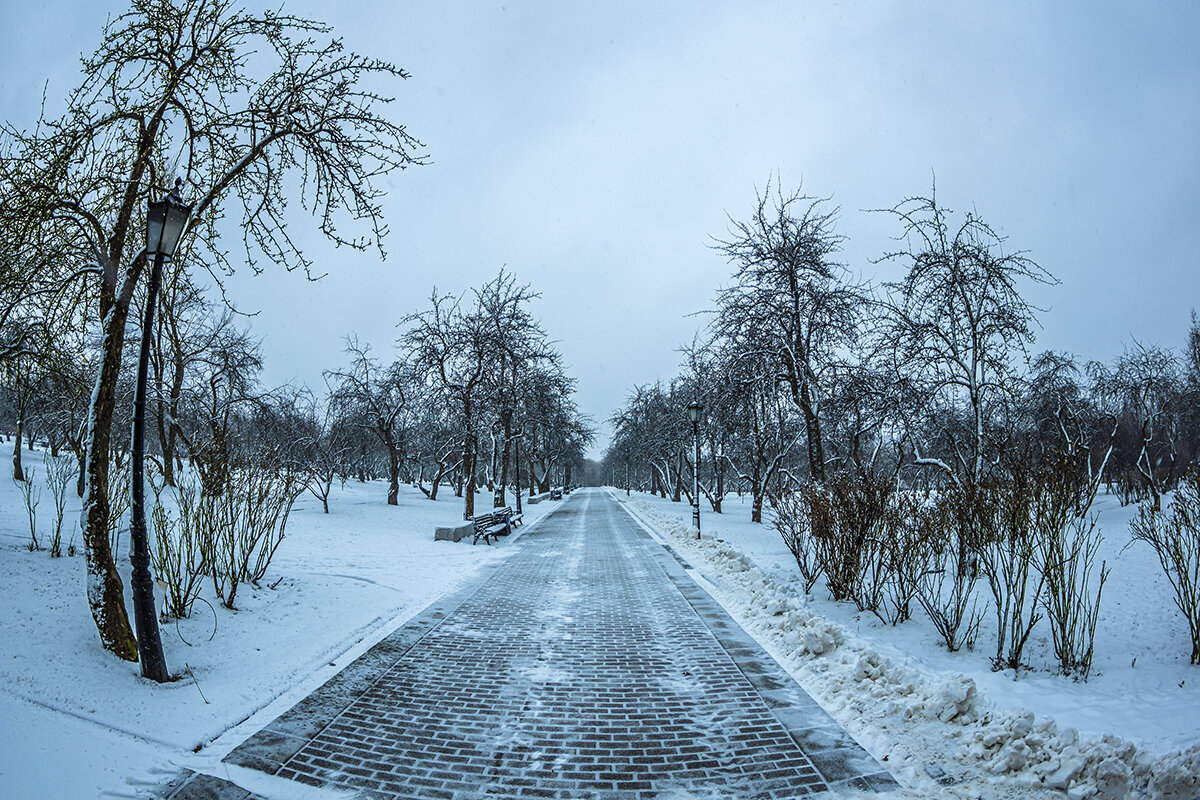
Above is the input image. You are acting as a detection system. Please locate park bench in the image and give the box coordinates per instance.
[497,506,523,528]
[472,506,523,545]
[549,488,563,500]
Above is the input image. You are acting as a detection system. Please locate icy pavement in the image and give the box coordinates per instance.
[162,489,895,799]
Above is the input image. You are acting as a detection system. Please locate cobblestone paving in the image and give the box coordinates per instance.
[165,490,895,799]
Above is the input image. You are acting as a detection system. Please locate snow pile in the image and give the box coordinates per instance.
[622,493,1200,800]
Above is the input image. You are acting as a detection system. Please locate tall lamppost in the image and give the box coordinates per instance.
[129,180,192,682]
[687,401,703,538]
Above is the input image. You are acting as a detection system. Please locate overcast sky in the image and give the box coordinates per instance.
[3,1,1198,458]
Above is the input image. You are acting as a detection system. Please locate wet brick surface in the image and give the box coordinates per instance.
[166,489,895,799]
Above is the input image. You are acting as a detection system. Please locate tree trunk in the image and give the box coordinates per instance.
[12,419,24,482]
[751,459,763,523]
[487,435,497,494]
[496,417,511,508]
[160,360,185,487]
[429,464,442,501]
[800,382,826,484]
[75,450,86,497]
[386,443,400,505]
[80,306,140,663]
[463,430,476,518]
[713,454,724,513]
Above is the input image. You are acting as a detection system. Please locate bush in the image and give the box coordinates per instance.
[770,489,822,594]
[1033,454,1109,680]
[972,475,1044,673]
[44,456,76,558]
[1130,469,1200,665]
[198,459,302,610]
[911,488,985,653]
[774,474,928,626]
[879,491,934,625]
[17,468,40,551]
[810,472,892,605]
[149,474,208,620]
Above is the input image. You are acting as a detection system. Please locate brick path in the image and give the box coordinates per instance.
[164,489,895,799]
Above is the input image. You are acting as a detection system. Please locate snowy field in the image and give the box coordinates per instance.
[0,448,556,798]
[617,488,1200,799]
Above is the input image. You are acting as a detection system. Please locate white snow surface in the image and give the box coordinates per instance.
[0,449,555,799]
[615,488,1200,799]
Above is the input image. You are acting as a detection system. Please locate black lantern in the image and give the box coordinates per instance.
[146,182,191,261]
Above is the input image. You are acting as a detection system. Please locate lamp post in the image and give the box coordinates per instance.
[514,428,523,515]
[130,180,192,682]
[687,401,703,538]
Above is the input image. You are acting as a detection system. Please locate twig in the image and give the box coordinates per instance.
[184,663,209,704]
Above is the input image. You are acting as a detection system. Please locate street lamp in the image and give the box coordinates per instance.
[687,400,703,538]
[130,179,192,682]
[514,428,523,516]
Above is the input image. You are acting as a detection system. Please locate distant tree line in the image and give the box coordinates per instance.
[605,179,1200,674]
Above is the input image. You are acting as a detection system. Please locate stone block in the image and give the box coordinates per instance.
[434,522,473,542]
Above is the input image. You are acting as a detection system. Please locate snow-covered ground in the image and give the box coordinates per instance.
[2,442,1197,799]
[0,447,556,799]
[616,488,1200,799]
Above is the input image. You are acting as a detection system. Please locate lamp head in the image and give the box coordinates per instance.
[146,179,193,260]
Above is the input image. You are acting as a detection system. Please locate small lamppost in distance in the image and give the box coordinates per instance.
[687,400,703,538]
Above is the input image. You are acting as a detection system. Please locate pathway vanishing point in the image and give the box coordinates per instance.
[162,489,896,799]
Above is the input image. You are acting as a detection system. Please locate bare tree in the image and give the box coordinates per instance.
[879,183,1056,490]
[150,270,225,486]
[1091,342,1184,511]
[403,291,489,518]
[0,0,423,660]
[411,400,462,502]
[294,387,349,514]
[326,337,413,506]
[522,367,589,495]
[171,319,265,495]
[713,179,862,484]
[476,271,554,507]
[721,348,801,523]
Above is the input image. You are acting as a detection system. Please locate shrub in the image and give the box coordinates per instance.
[972,475,1045,674]
[198,459,302,610]
[45,455,76,558]
[770,489,822,594]
[17,468,40,551]
[1034,454,1109,679]
[911,488,985,653]
[149,474,207,620]
[1130,469,1200,665]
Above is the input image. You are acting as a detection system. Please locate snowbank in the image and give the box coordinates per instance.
[617,490,1200,799]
